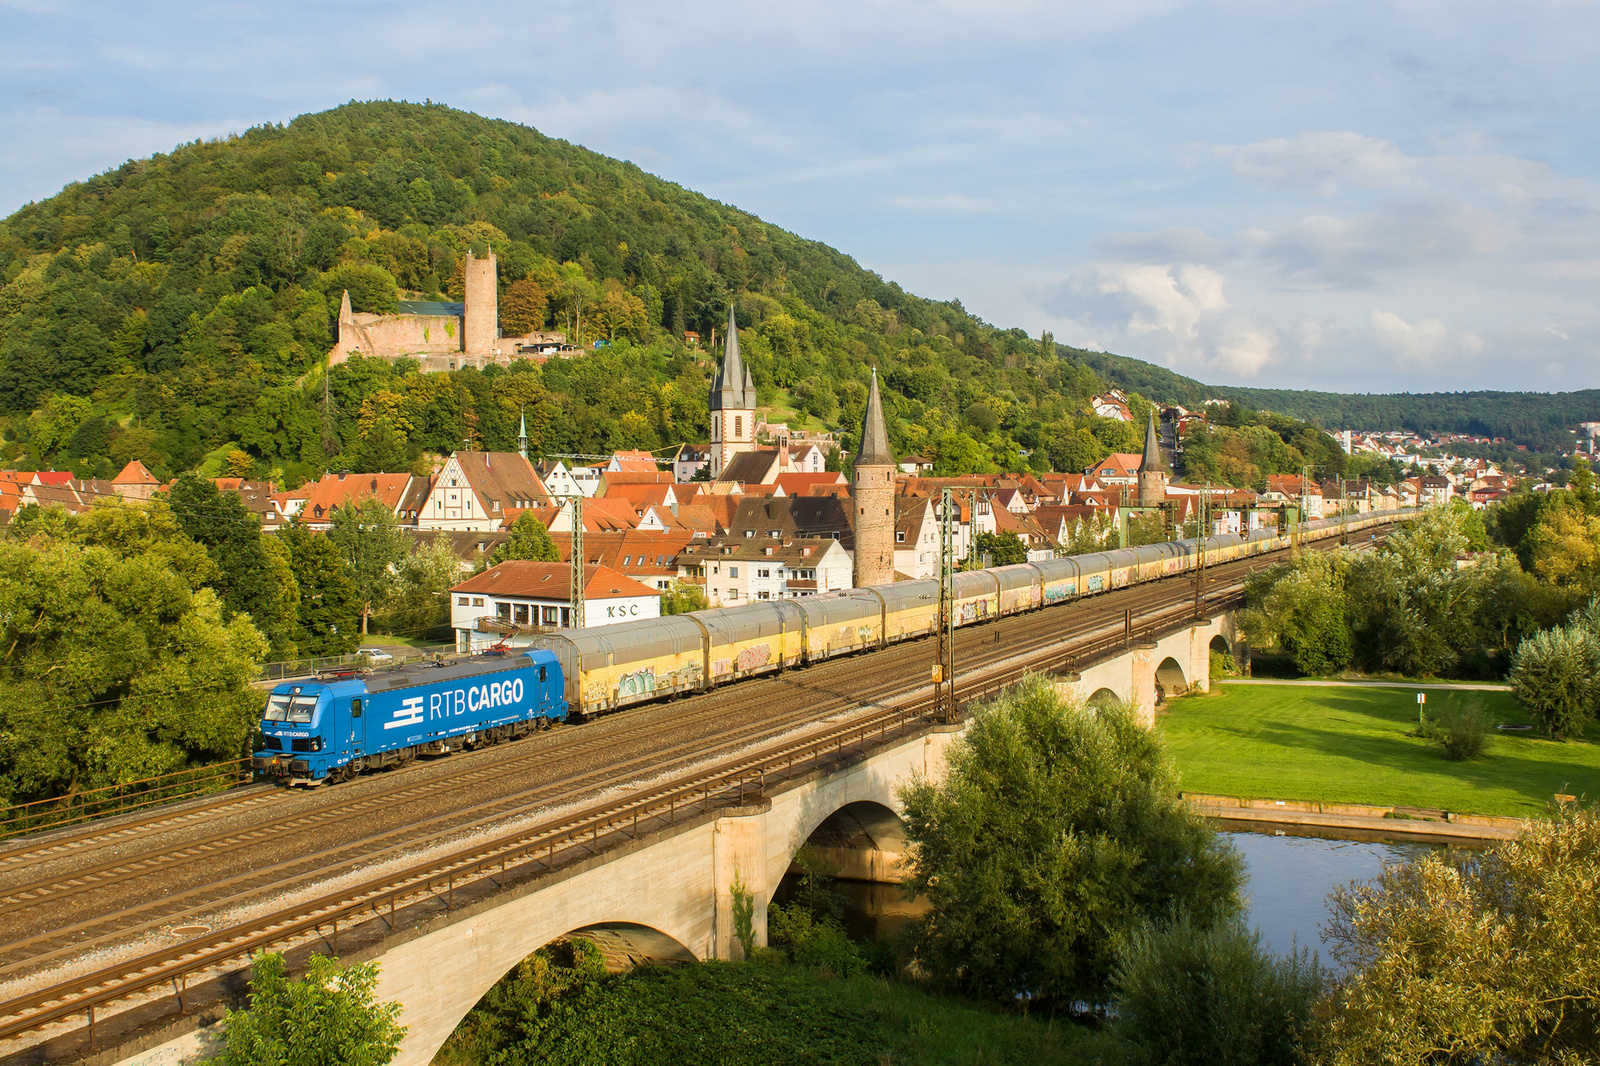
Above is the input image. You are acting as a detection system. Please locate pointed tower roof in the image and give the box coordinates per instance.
[709,305,749,412]
[856,369,895,468]
[1140,410,1165,472]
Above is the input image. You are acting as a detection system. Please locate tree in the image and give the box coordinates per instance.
[1319,806,1600,1064]
[660,580,709,615]
[278,522,361,656]
[0,506,267,804]
[167,475,298,658]
[500,278,548,335]
[487,511,560,567]
[1111,914,1323,1066]
[1239,552,1352,675]
[899,677,1242,1010]
[380,537,463,642]
[327,498,406,635]
[1510,625,1600,739]
[220,952,404,1066]
[972,531,1027,567]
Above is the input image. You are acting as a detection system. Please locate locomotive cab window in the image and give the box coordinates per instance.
[265,694,317,723]
[539,666,547,682]
[351,699,362,718]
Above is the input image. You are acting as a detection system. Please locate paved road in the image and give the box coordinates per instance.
[1218,678,1512,692]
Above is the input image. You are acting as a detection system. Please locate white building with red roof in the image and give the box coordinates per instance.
[449,561,661,651]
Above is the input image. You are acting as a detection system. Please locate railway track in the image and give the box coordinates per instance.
[0,523,1399,1058]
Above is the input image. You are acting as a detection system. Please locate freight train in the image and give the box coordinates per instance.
[253,509,1404,785]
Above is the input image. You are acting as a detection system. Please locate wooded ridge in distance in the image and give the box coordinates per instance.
[0,100,1591,487]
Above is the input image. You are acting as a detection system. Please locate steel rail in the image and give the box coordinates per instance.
[0,571,1272,1044]
[0,521,1403,1050]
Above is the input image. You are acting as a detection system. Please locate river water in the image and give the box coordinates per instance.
[1231,829,1442,963]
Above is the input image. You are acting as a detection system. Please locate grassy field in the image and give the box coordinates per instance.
[1161,683,1600,816]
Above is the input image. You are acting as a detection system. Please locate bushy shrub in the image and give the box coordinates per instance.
[1510,626,1600,739]
[766,903,866,977]
[1426,699,1491,760]
[1210,648,1239,680]
[1321,806,1600,1064]
[1111,914,1322,1066]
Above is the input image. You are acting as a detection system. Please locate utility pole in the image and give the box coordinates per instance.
[935,488,957,723]
[1194,483,1209,620]
[569,495,585,629]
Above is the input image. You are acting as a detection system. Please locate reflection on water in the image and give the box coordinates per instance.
[1231,830,1440,962]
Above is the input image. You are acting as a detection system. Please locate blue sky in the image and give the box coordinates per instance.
[4,0,1599,393]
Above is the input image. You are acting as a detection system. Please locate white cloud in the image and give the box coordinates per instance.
[1368,310,1483,366]
[1226,132,1421,196]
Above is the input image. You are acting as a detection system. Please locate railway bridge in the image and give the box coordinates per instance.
[83,608,1241,1066]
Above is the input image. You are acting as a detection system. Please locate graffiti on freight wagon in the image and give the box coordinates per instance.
[712,642,772,677]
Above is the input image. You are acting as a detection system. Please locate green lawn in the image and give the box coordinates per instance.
[1161,684,1600,817]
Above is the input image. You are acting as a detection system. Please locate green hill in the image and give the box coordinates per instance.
[0,100,1573,490]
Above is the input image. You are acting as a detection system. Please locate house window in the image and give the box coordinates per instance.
[458,596,470,606]
[543,606,559,624]
[729,567,739,578]
[735,416,742,437]
[473,597,485,607]
[896,531,906,543]
[769,530,780,538]
[728,589,739,599]
[758,569,770,578]
[757,591,771,600]
[622,556,632,566]
[514,605,530,624]
[496,602,511,620]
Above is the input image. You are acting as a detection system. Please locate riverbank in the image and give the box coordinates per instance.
[1161,683,1600,818]
[1185,792,1524,841]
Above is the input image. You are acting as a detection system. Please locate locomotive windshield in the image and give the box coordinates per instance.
[264,694,318,724]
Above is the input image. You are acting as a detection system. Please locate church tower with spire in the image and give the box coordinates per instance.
[708,306,755,479]
[1138,410,1168,508]
[852,369,898,588]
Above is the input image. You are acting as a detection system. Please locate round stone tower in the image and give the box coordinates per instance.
[853,369,897,588]
[463,251,498,359]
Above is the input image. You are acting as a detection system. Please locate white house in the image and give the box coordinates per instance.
[419,452,549,532]
[533,460,586,498]
[675,538,852,607]
[450,560,661,652]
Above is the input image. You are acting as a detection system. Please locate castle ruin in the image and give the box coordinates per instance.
[327,252,567,372]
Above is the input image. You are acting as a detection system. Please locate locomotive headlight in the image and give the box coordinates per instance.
[312,737,324,752]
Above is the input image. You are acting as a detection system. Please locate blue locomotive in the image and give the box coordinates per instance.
[252,649,567,786]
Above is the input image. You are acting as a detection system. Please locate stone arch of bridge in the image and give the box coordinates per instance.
[1154,656,1188,701]
[410,918,697,1064]
[1086,686,1122,709]
[769,797,907,902]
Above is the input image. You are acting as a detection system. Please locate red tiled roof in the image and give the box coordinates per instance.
[450,560,657,600]
[113,460,159,486]
[302,472,416,519]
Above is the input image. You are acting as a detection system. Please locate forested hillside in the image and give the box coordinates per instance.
[0,100,1522,490]
[1216,387,1600,452]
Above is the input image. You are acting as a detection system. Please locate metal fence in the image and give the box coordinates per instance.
[0,759,253,841]
[256,644,458,683]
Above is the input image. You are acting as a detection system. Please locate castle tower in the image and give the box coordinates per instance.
[852,369,897,588]
[708,305,755,478]
[463,251,498,359]
[1138,410,1168,508]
